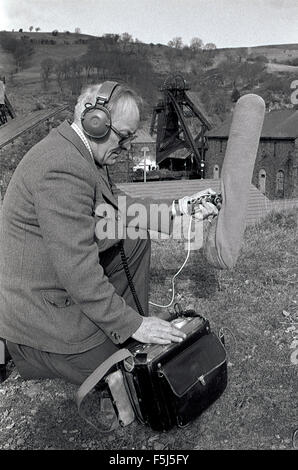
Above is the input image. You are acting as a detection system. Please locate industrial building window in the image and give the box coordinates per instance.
[258,169,266,195]
[276,170,285,196]
[213,164,220,179]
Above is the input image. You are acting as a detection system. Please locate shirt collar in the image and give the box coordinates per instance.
[70,122,113,191]
[71,122,93,160]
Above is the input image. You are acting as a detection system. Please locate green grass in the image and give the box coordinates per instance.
[0,209,297,450]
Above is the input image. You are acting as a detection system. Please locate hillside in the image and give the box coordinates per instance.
[0,32,298,127]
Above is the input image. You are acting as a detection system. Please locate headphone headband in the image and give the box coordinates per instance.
[96,81,120,105]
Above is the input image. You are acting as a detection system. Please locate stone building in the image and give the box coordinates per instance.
[205,109,298,199]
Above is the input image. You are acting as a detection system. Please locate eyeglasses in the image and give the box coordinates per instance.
[110,125,137,148]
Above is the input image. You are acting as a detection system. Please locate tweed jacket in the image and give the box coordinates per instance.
[0,121,173,354]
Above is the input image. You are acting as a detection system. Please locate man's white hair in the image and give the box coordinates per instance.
[73,82,141,126]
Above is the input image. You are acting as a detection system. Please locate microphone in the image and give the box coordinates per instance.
[204,93,266,269]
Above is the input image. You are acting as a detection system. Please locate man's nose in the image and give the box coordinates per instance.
[121,141,132,151]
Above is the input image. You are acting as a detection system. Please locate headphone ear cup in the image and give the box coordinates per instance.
[81,106,111,139]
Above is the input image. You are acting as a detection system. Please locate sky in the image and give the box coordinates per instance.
[1,0,298,49]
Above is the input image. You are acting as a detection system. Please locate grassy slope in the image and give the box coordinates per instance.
[0,209,297,450]
[2,32,298,87]
[0,32,89,74]
[1,33,298,123]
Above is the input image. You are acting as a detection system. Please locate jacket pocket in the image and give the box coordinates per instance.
[40,289,102,346]
[42,289,74,308]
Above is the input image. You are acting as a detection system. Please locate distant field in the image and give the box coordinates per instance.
[267,63,298,73]
[0,43,87,79]
[0,31,90,77]
[251,45,298,62]
[26,43,88,74]
[0,45,14,75]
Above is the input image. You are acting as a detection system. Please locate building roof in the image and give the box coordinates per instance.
[206,108,298,140]
[132,128,155,144]
[168,148,190,160]
[0,106,69,149]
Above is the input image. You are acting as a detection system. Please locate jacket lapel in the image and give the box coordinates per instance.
[56,121,119,209]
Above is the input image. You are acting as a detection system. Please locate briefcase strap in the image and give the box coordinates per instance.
[76,348,132,430]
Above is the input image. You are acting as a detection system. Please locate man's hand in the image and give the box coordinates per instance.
[190,187,217,204]
[172,188,219,221]
[132,316,186,345]
[191,200,219,221]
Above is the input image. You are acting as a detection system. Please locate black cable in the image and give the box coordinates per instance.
[105,166,114,190]
[119,241,146,317]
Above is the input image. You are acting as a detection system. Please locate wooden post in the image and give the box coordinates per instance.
[144,157,146,183]
[141,146,149,183]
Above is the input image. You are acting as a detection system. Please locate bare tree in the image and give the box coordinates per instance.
[54,61,64,91]
[168,36,183,49]
[40,57,54,90]
[204,43,217,50]
[102,34,120,51]
[120,32,133,43]
[134,38,143,55]
[79,55,93,79]
[190,37,203,51]
[119,32,133,52]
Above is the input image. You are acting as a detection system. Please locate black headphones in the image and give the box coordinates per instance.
[81,81,120,139]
